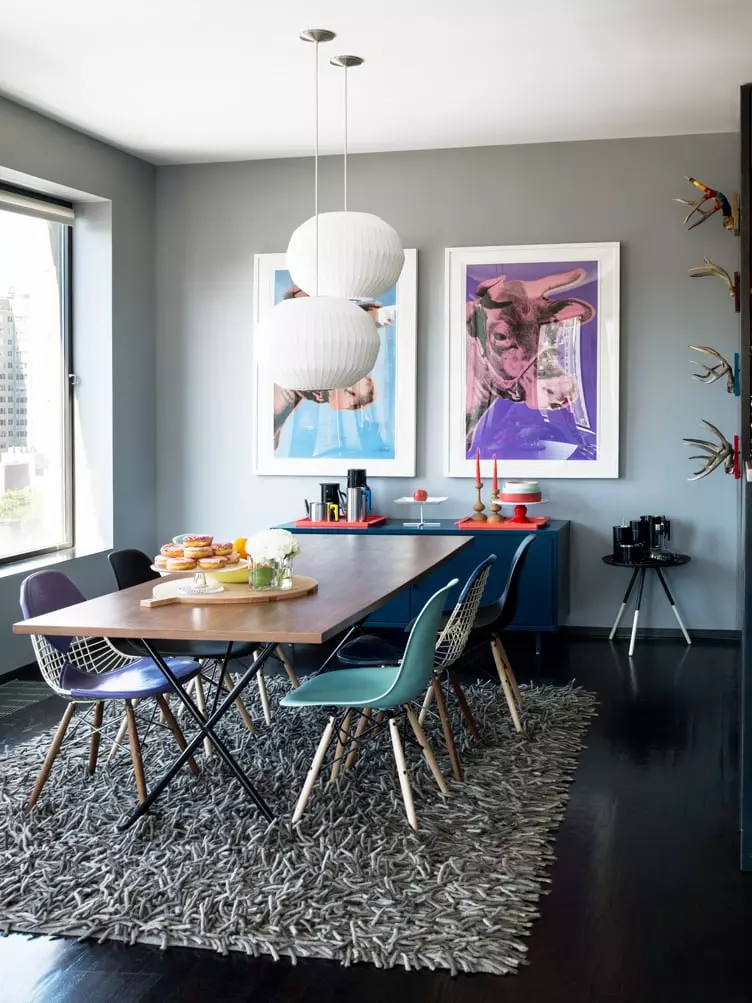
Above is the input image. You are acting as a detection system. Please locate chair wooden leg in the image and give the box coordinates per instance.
[221,671,256,732]
[108,698,140,763]
[433,677,463,781]
[292,715,336,825]
[418,682,434,726]
[124,700,147,804]
[447,669,482,742]
[156,694,200,775]
[193,673,214,756]
[329,709,353,783]
[495,636,522,704]
[404,704,448,794]
[345,708,372,770]
[491,638,522,733]
[374,710,384,735]
[276,645,300,688]
[389,718,418,832]
[88,701,104,774]
[257,669,272,726]
[24,702,77,811]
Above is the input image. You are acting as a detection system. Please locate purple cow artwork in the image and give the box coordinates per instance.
[465,260,599,463]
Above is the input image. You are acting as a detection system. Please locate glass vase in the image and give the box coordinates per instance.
[249,556,294,591]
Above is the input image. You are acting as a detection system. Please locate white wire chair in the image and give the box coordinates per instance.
[416,556,496,781]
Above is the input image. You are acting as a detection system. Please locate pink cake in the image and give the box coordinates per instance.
[500,479,542,503]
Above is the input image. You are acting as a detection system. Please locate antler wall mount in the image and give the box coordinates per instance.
[687,257,740,312]
[674,176,740,235]
[683,420,740,481]
[689,345,740,396]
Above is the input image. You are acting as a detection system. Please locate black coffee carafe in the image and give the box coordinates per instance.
[320,482,346,521]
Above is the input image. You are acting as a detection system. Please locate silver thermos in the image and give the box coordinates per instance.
[346,487,367,523]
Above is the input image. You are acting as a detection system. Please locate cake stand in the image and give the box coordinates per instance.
[500,497,548,526]
[394,496,447,529]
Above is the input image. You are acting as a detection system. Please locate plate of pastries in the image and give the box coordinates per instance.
[152,535,248,574]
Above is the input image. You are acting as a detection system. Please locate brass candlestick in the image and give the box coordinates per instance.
[471,482,487,521]
[486,489,502,523]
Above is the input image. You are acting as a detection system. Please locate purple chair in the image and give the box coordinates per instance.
[19,570,203,811]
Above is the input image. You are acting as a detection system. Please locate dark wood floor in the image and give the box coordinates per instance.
[1,636,751,1003]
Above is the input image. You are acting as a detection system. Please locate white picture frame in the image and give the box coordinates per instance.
[254,249,417,477]
[446,242,620,479]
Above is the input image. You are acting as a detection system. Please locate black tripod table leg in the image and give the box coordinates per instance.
[609,567,641,641]
[628,569,647,658]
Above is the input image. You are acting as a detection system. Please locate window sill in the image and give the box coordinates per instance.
[0,545,107,581]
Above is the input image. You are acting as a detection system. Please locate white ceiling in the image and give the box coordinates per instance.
[2,0,751,165]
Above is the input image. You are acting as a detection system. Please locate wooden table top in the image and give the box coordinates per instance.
[13,535,470,645]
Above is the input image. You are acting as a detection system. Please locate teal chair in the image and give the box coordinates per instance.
[281,579,458,831]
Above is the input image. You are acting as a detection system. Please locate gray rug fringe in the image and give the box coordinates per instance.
[0,677,596,976]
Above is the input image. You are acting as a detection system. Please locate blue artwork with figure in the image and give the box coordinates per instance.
[271,269,398,460]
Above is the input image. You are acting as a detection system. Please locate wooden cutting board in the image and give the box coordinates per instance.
[140,575,318,608]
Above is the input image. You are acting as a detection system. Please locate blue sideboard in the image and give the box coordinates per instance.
[276,519,569,644]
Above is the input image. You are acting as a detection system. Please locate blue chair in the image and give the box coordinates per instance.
[281,579,458,831]
[467,534,536,733]
[20,570,202,810]
[337,556,497,780]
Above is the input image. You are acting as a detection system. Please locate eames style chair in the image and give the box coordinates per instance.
[465,534,536,732]
[281,579,458,831]
[108,549,299,732]
[338,556,497,780]
[19,570,201,810]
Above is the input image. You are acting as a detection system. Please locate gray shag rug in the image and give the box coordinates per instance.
[0,676,596,975]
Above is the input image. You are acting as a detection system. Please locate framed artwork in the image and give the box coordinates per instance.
[254,249,417,477]
[446,242,620,479]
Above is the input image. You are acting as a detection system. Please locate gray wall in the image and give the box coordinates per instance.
[156,134,740,630]
[0,97,156,672]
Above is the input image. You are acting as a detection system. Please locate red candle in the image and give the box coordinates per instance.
[475,447,481,486]
[492,454,498,493]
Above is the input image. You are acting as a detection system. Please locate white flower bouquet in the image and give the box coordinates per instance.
[246,529,301,590]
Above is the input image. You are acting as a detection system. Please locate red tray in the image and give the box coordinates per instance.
[455,516,549,531]
[295,515,388,530]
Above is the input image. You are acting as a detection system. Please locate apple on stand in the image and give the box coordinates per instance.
[413,488,428,502]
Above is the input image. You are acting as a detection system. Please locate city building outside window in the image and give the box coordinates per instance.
[0,188,73,562]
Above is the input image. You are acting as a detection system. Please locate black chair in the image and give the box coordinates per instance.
[465,533,536,732]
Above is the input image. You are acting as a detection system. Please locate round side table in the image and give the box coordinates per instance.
[602,554,692,657]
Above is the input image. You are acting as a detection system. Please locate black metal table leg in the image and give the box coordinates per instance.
[655,568,692,645]
[210,642,235,716]
[119,641,277,830]
[609,567,641,642]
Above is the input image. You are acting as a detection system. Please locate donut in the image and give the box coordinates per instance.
[224,551,240,564]
[161,543,184,558]
[154,554,168,569]
[183,546,213,559]
[166,557,197,572]
[197,556,228,570]
[182,534,213,548]
[213,542,233,556]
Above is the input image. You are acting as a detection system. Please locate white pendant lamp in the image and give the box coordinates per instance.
[258,30,379,392]
[258,296,380,391]
[286,54,404,299]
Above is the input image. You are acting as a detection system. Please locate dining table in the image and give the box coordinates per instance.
[13,534,470,829]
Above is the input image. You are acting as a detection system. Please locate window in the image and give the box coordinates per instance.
[0,187,73,562]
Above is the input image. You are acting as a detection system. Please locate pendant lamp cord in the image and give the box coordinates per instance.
[314,39,319,296]
[343,64,348,212]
